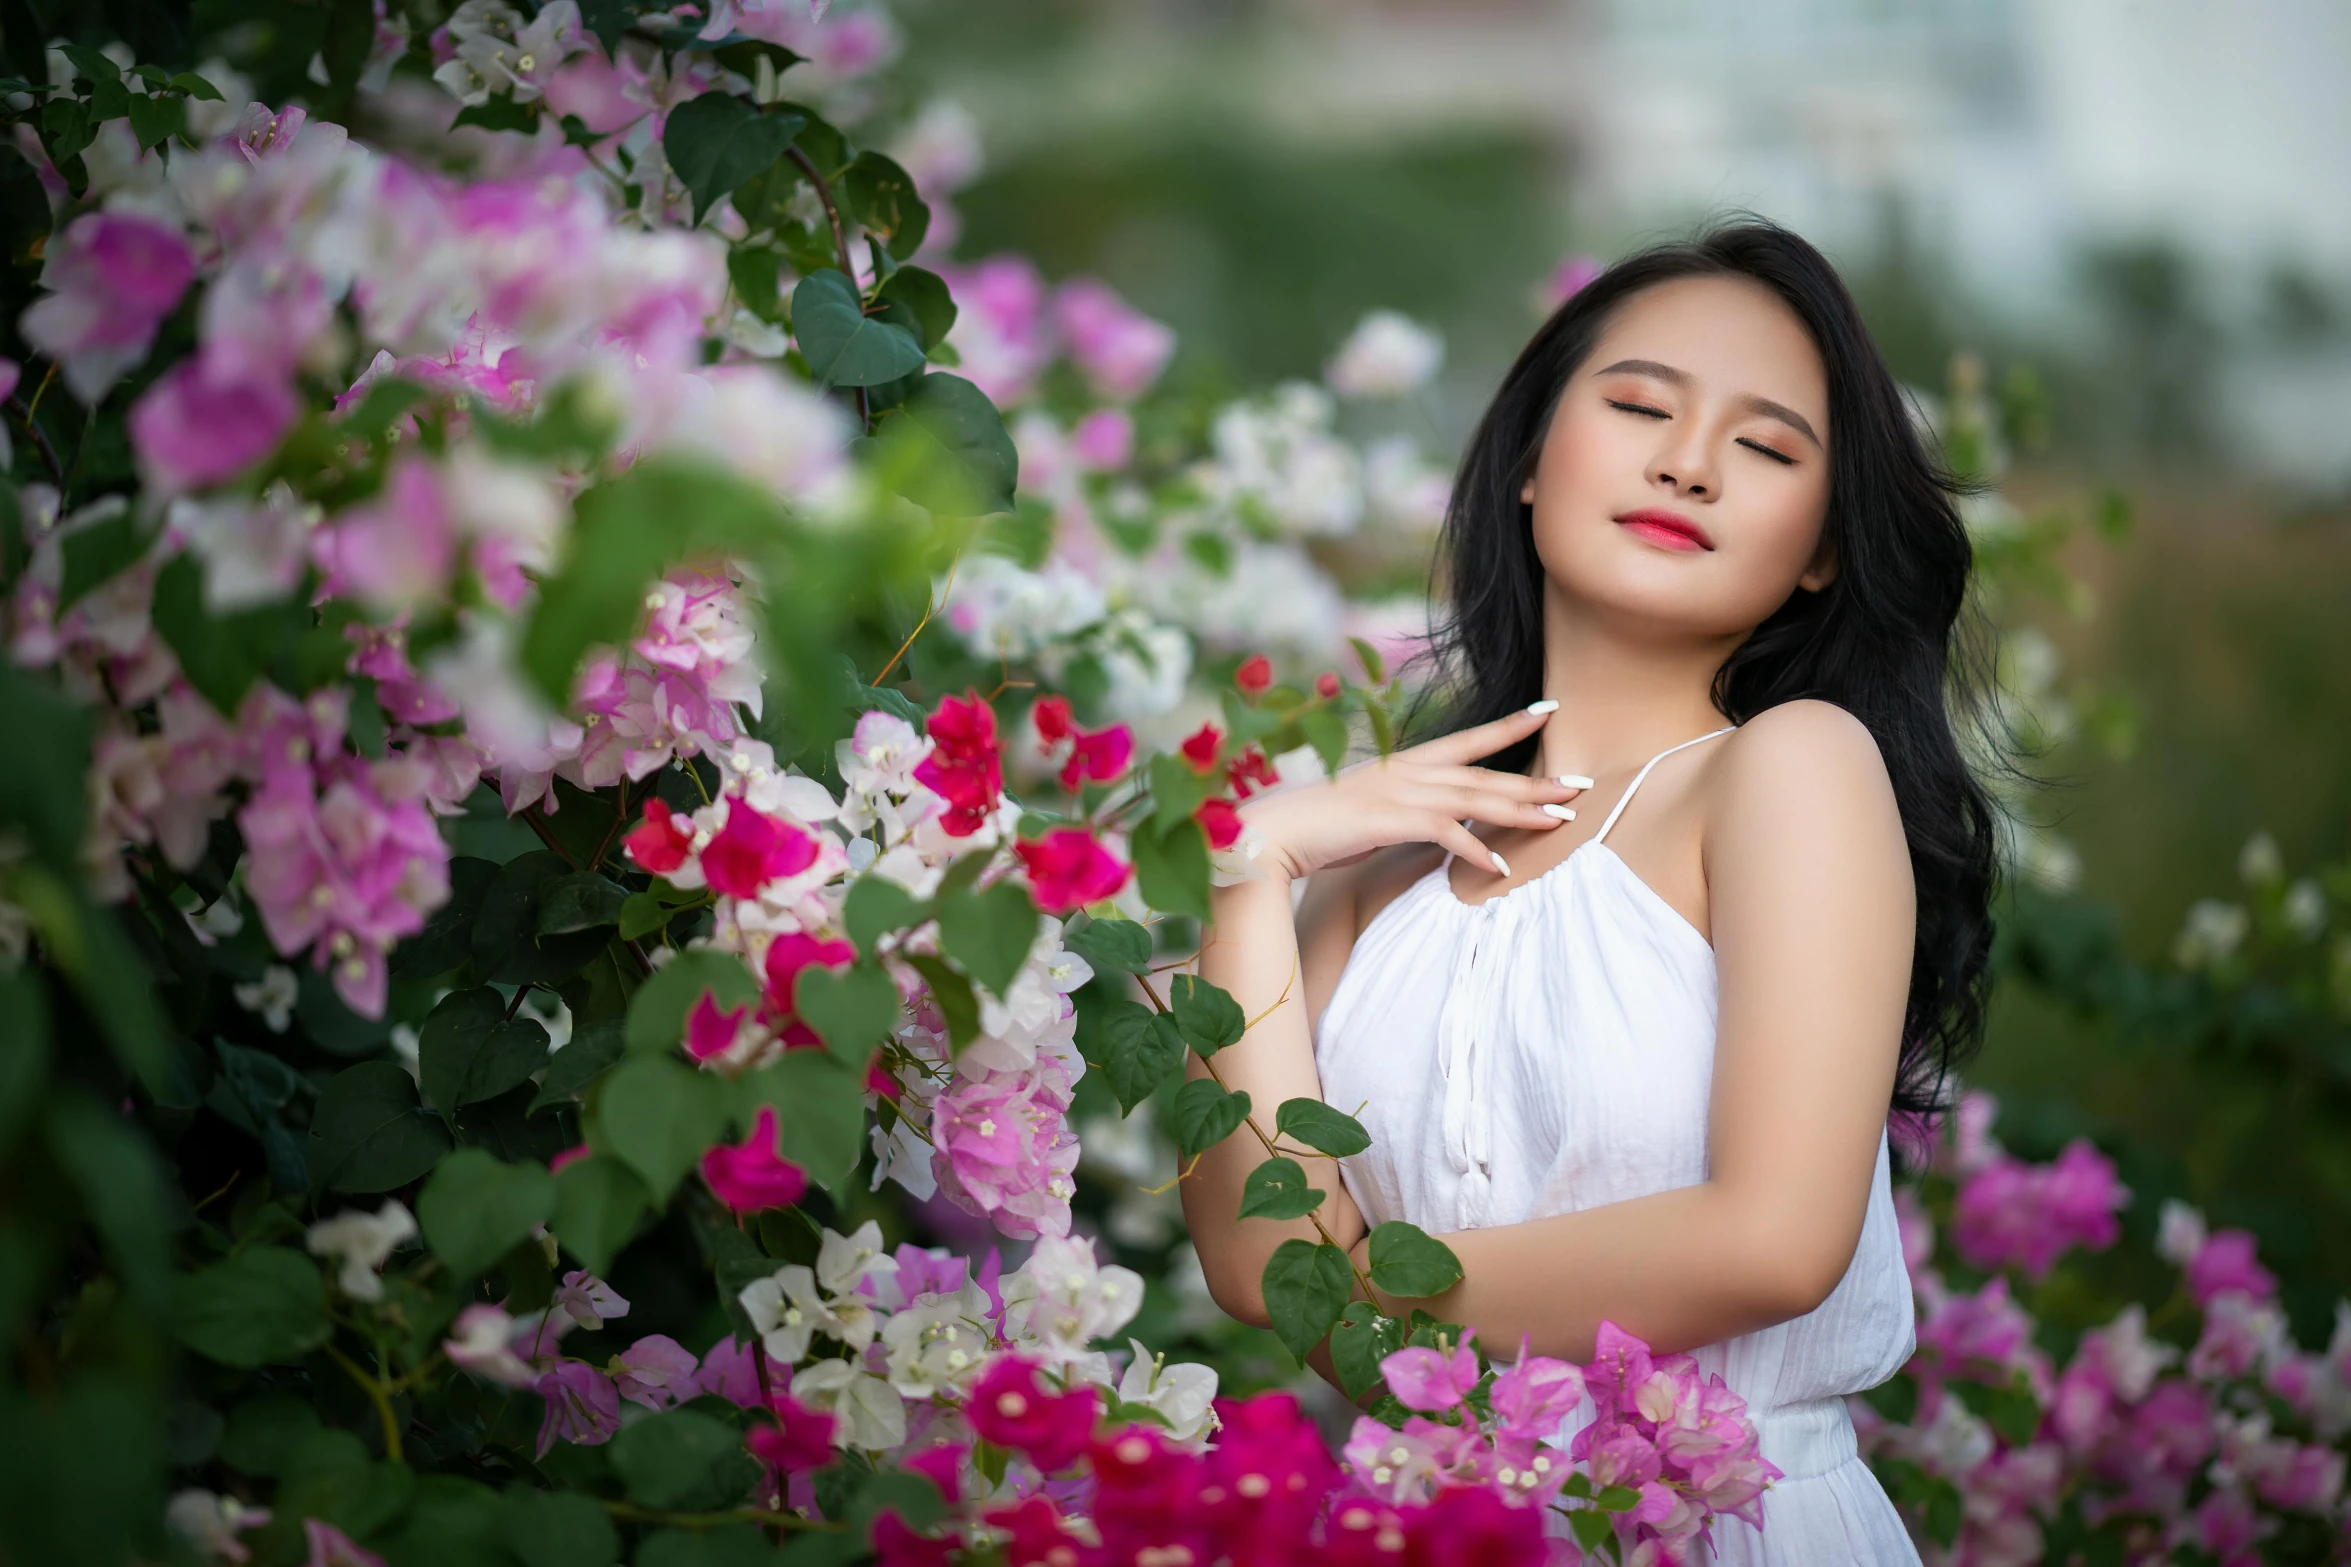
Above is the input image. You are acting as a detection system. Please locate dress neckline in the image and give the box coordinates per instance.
[1430,838,1715,953]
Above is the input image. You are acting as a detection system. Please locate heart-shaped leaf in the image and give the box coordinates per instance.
[1169,1077,1250,1160]
[793,960,903,1064]
[1365,1221,1463,1299]
[1238,1156,1324,1221]
[1275,1097,1371,1158]
[792,268,925,389]
[662,93,806,224]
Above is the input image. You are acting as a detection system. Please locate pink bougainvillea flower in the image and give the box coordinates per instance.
[1069,406,1135,471]
[871,1511,955,1567]
[701,799,820,898]
[1089,1424,1207,1564]
[314,456,458,613]
[700,1106,809,1213]
[1057,722,1133,791]
[1381,1337,1483,1412]
[1539,253,1604,312]
[534,1360,622,1456]
[1031,694,1075,747]
[610,1334,701,1410]
[898,1440,968,1505]
[684,991,753,1064]
[623,796,697,874]
[1951,1137,2126,1281]
[1233,653,1272,696]
[1399,1483,1549,1567]
[552,1269,630,1326]
[1013,827,1130,913]
[912,689,1003,837]
[966,1354,1099,1472]
[302,1519,385,1567]
[762,930,856,1045]
[1178,722,1222,774]
[981,1497,1091,1566]
[691,1335,764,1408]
[1196,1391,1338,1554]
[2187,1228,2277,1307]
[444,1303,538,1388]
[128,351,299,495]
[1053,277,1175,401]
[1193,797,1243,852]
[1488,1344,1586,1440]
[748,1389,838,1471]
[1582,1320,1656,1417]
[1226,746,1279,799]
[20,210,195,401]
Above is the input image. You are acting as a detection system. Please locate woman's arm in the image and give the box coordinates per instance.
[1178,704,1588,1328]
[1350,701,1914,1360]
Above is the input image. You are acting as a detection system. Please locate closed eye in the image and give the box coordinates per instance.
[1606,399,1667,419]
[1739,439,1796,466]
[1611,400,1798,465]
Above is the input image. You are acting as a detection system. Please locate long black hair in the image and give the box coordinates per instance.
[1409,217,1999,1133]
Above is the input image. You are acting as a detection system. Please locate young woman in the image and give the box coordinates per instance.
[1179,220,1996,1564]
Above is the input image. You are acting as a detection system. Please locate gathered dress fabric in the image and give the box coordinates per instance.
[1313,728,1922,1565]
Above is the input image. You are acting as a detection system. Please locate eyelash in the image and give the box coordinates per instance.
[1604,399,1797,466]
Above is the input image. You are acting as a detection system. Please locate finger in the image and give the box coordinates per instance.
[1424,765,1591,804]
[1417,784,1571,829]
[1404,700,1558,767]
[1433,819,1511,875]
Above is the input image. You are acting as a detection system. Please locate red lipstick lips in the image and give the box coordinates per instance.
[1613,508,1714,552]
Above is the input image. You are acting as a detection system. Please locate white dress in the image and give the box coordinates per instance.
[1313,728,1922,1565]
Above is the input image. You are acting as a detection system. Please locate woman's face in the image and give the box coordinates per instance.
[1523,274,1835,639]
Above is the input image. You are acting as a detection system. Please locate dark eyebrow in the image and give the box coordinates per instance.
[1592,357,1823,450]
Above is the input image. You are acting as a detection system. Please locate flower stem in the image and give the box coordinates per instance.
[786,145,869,432]
[325,1344,404,1463]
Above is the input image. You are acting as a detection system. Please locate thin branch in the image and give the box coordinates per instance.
[23,359,56,422]
[588,779,631,872]
[786,144,869,431]
[870,548,963,687]
[598,1499,836,1532]
[520,807,578,868]
[504,982,536,1022]
[5,394,64,491]
[325,1344,404,1463]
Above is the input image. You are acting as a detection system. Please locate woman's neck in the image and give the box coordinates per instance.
[1525,590,1744,781]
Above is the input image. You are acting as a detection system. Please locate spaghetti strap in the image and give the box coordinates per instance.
[1592,726,1738,844]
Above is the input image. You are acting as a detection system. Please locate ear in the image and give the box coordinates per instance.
[1797,529,1838,593]
[1519,474,1536,506]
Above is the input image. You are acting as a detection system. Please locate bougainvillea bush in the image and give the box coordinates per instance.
[0,5,1779,1565]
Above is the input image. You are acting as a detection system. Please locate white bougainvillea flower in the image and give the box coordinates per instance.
[233,964,299,1032]
[1117,1337,1220,1442]
[304,1199,416,1302]
[166,1489,271,1562]
[551,1269,630,1327]
[879,1281,996,1398]
[790,1358,906,1452]
[1323,309,1444,399]
[443,1303,537,1388]
[816,1220,900,1296]
[999,1234,1143,1363]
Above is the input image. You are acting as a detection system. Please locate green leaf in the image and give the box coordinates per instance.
[662,92,805,225]
[1330,1301,1406,1403]
[309,1062,455,1193]
[169,70,225,100]
[1100,1001,1185,1113]
[151,556,308,716]
[840,150,929,258]
[124,91,184,150]
[905,954,979,1049]
[521,457,788,705]
[595,1056,728,1203]
[0,665,90,876]
[1131,814,1211,922]
[793,959,902,1065]
[551,1154,651,1275]
[1274,1097,1370,1157]
[58,43,118,83]
[1170,974,1247,1055]
[1568,1510,1614,1552]
[391,856,498,980]
[418,987,551,1113]
[866,373,1019,516]
[610,1408,765,1512]
[504,1487,619,1567]
[1238,1156,1323,1221]
[934,878,1036,997]
[625,947,761,1055]
[727,244,786,324]
[418,1148,556,1279]
[269,1451,416,1547]
[875,265,957,351]
[738,1052,866,1190]
[472,852,616,985]
[46,1091,170,1308]
[175,1248,329,1367]
[1365,1221,1463,1299]
[792,268,925,389]
[844,874,924,957]
[1169,1077,1250,1160]
[452,94,538,133]
[39,96,93,170]
[617,891,668,941]
[1595,1484,1640,1512]
[1299,706,1350,778]
[0,972,51,1155]
[1065,917,1150,975]
[531,1019,626,1110]
[1260,1238,1352,1362]
[1349,634,1388,685]
[220,1393,323,1476]
[1950,1377,2042,1448]
[56,506,149,615]
[374,1474,509,1567]
[1859,1371,1918,1426]
[536,872,629,935]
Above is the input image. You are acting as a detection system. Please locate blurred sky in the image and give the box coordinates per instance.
[915,0,2351,486]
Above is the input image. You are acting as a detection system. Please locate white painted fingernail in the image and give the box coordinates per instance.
[1558,773,1595,790]
[1490,850,1510,875]
[1525,699,1559,715]
[1541,804,1576,820]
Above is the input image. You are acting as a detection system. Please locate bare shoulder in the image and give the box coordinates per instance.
[1715,700,1897,820]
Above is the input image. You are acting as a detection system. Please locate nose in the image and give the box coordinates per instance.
[1647,422,1719,499]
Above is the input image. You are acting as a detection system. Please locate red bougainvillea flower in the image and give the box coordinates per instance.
[700,800,819,898]
[1315,671,1340,699]
[684,992,751,1063]
[1059,722,1134,790]
[966,1354,1099,1472]
[622,796,695,873]
[1179,722,1222,774]
[1227,746,1279,798]
[1090,1424,1208,1565]
[1234,653,1272,696]
[1194,797,1244,851]
[913,689,1004,836]
[1014,827,1131,913]
[1031,694,1076,747]
[871,1512,954,1567]
[700,1106,808,1213]
[982,1497,1091,1566]
[746,1387,837,1470]
[763,931,857,1047]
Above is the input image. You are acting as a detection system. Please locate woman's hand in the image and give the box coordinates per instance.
[1239,701,1591,882]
